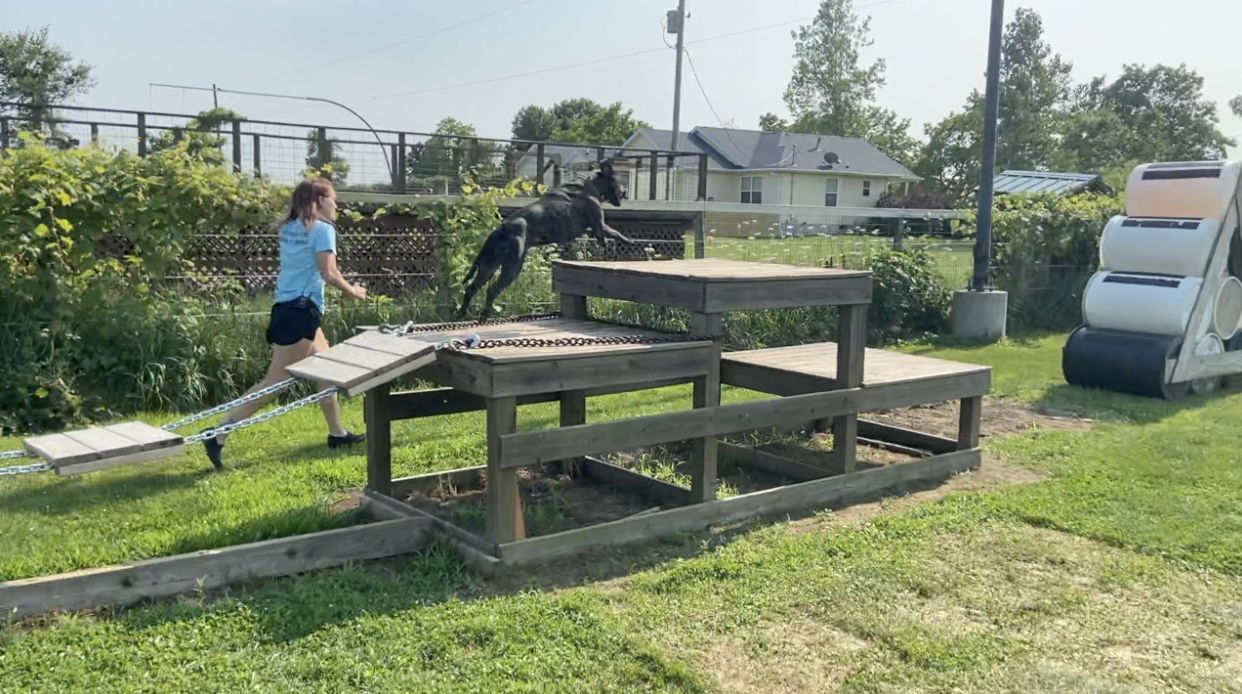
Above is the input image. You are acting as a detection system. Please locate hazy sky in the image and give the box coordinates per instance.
[8,0,1242,158]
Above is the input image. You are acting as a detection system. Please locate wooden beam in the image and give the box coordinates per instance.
[361,489,421,521]
[718,441,834,481]
[498,377,987,469]
[579,456,691,507]
[387,378,697,422]
[365,384,392,496]
[856,420,958,455]
[486,397,523,543]
[833,303,866,473]
[391,464,486,498]
[498,449,980,566]
[0,518,432,622]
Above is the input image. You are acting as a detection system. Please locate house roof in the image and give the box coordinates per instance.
[625,126,920,180]
[992,170,1101,195]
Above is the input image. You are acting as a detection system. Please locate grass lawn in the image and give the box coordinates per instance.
[3,332,1242,692]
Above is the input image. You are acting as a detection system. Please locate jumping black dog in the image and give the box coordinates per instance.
[456,160,635,319]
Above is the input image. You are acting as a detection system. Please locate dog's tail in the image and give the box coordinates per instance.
[462,218,525,285]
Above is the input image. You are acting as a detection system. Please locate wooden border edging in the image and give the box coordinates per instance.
[496,449,981,566]
[0,517,432,622]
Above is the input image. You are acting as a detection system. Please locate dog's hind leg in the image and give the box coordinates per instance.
[480,249,526,320]
[456,257,501,319]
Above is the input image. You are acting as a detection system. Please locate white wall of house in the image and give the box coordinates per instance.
[722,171,895,207]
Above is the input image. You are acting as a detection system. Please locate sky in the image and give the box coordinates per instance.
[7,0,1242,160]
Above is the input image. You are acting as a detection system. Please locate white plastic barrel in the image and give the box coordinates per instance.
[1124,160,1241,219]
[1082,271,1203,336]
[1213,275,1242,340]
[1098,215,1220,277]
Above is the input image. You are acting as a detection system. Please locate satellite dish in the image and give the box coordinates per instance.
[823,152,840,164]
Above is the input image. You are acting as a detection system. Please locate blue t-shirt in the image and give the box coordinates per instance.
[274,218,337,312]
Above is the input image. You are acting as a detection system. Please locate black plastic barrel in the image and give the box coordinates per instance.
[1061,325,1189,400]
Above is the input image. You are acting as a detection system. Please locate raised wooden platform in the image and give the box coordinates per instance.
[721,342,991,401]
[389,317,715,398]
[553,258,872,312]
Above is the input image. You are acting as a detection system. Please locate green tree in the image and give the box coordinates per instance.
[1232,94,1242,118]
[304,128,351,186]
[779,0,919,168]
[758,112,789,132]
[0,26,95,143]
[1063,64,1235,169]
[508,98,649,147]
[147,107,245,167]
[914,7,1074,201]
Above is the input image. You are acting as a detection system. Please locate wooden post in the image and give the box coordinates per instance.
[649,149,659,201]
[231,120,242,173]
[558,293,589,475]
[396,133,407,194]
[365,384,392,496]
[137,113,147,156]
[90,123,99,147]
[694,211,705,259]
[486,396,524,543]
[697,153,709,200]
[536,143,545,188]
[893,218,905,250]
[1,118,10,150]
[833,304,866,472]
[958,396,982,450]
[690,312,724,503]
[252,133,261,177]
[317,127,330,174]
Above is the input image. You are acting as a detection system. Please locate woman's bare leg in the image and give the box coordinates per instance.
[310,328,348,437]
[214,339,314,444]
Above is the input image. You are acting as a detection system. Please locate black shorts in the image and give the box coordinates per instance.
[266,298,322,346]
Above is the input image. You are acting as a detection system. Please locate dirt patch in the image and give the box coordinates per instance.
[401,464,659,539]
[326,489,364,516]
[703,616,871,694]
[865,396,1092,441]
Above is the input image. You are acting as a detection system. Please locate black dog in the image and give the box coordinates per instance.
[456,160,635,319]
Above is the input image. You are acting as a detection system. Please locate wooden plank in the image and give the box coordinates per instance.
[833,304,866,473]
[24,433,99,467]
[691,340,722,503]
[498,449,980,566]
[0,517,432,622]
[63,427,144,458]
[720,342,992,389]
[486,397,523,543]
[387,377,697,421]
[317,343,407,372]
[343,351,438,396]
[286,354,373,389]
[704,276,872,311]
[552,263,707,312]
[391,464,487,498]
[856,420,958,455]
[365,384,392,496]
[559,389,587,473]
[361,489,420,521]
[718,441,833,481]
[56,445,187,476]
[556,258,870,282]
[498,376,990,469]
[102,422,183,450]
[579,456,690,507]
[489,342,711,398]
[344,331,439,358]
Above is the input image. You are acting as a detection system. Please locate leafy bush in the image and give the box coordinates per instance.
[966,192,1122,330]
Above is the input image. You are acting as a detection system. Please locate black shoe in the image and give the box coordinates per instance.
[201,429,224,471]
[328,431,366,449]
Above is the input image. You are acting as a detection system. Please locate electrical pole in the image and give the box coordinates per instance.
[668,0,686,152]
[971,0,1005,292]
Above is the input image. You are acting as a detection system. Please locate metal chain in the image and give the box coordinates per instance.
[185,386,341,444]
[378,311,563,337]
[442,333,707,351]
[161,378,299,433]
[1,460,51,476]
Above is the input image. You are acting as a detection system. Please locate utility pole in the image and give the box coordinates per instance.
[971,0,1005,292]
[668,0,686,152]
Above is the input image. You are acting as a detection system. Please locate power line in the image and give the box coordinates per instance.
[367,13,826,102]
[259,0,542,82]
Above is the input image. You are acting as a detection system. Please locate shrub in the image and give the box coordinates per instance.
[965,192,1122,330]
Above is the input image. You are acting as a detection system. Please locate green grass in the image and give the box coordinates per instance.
[5,332,1242,692]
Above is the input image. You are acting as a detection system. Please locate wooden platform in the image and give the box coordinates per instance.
[721,342,992,401]
[553,258,872,312]
[393,317,716,398]
[286,330,439,396]
[24,422,185,476]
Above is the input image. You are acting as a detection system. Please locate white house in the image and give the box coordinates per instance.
[617,126,921,207]
[511,125,920,209]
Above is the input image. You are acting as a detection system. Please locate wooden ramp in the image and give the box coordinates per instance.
[24,422,186,476]
[286,331,439,396]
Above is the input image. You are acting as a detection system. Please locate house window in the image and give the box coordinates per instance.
[741,176,762,204]
[862,180,871,197]
[825,178,839,207]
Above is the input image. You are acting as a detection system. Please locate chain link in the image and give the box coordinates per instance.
[184,386,341,443]
[161,378,299,433]
[379,311,563,337]
[1,460,51,476]
[442,333,708,351]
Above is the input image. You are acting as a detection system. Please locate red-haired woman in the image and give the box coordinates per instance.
[203,178,368,470]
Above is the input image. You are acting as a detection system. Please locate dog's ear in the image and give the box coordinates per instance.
[599,160,614,177]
